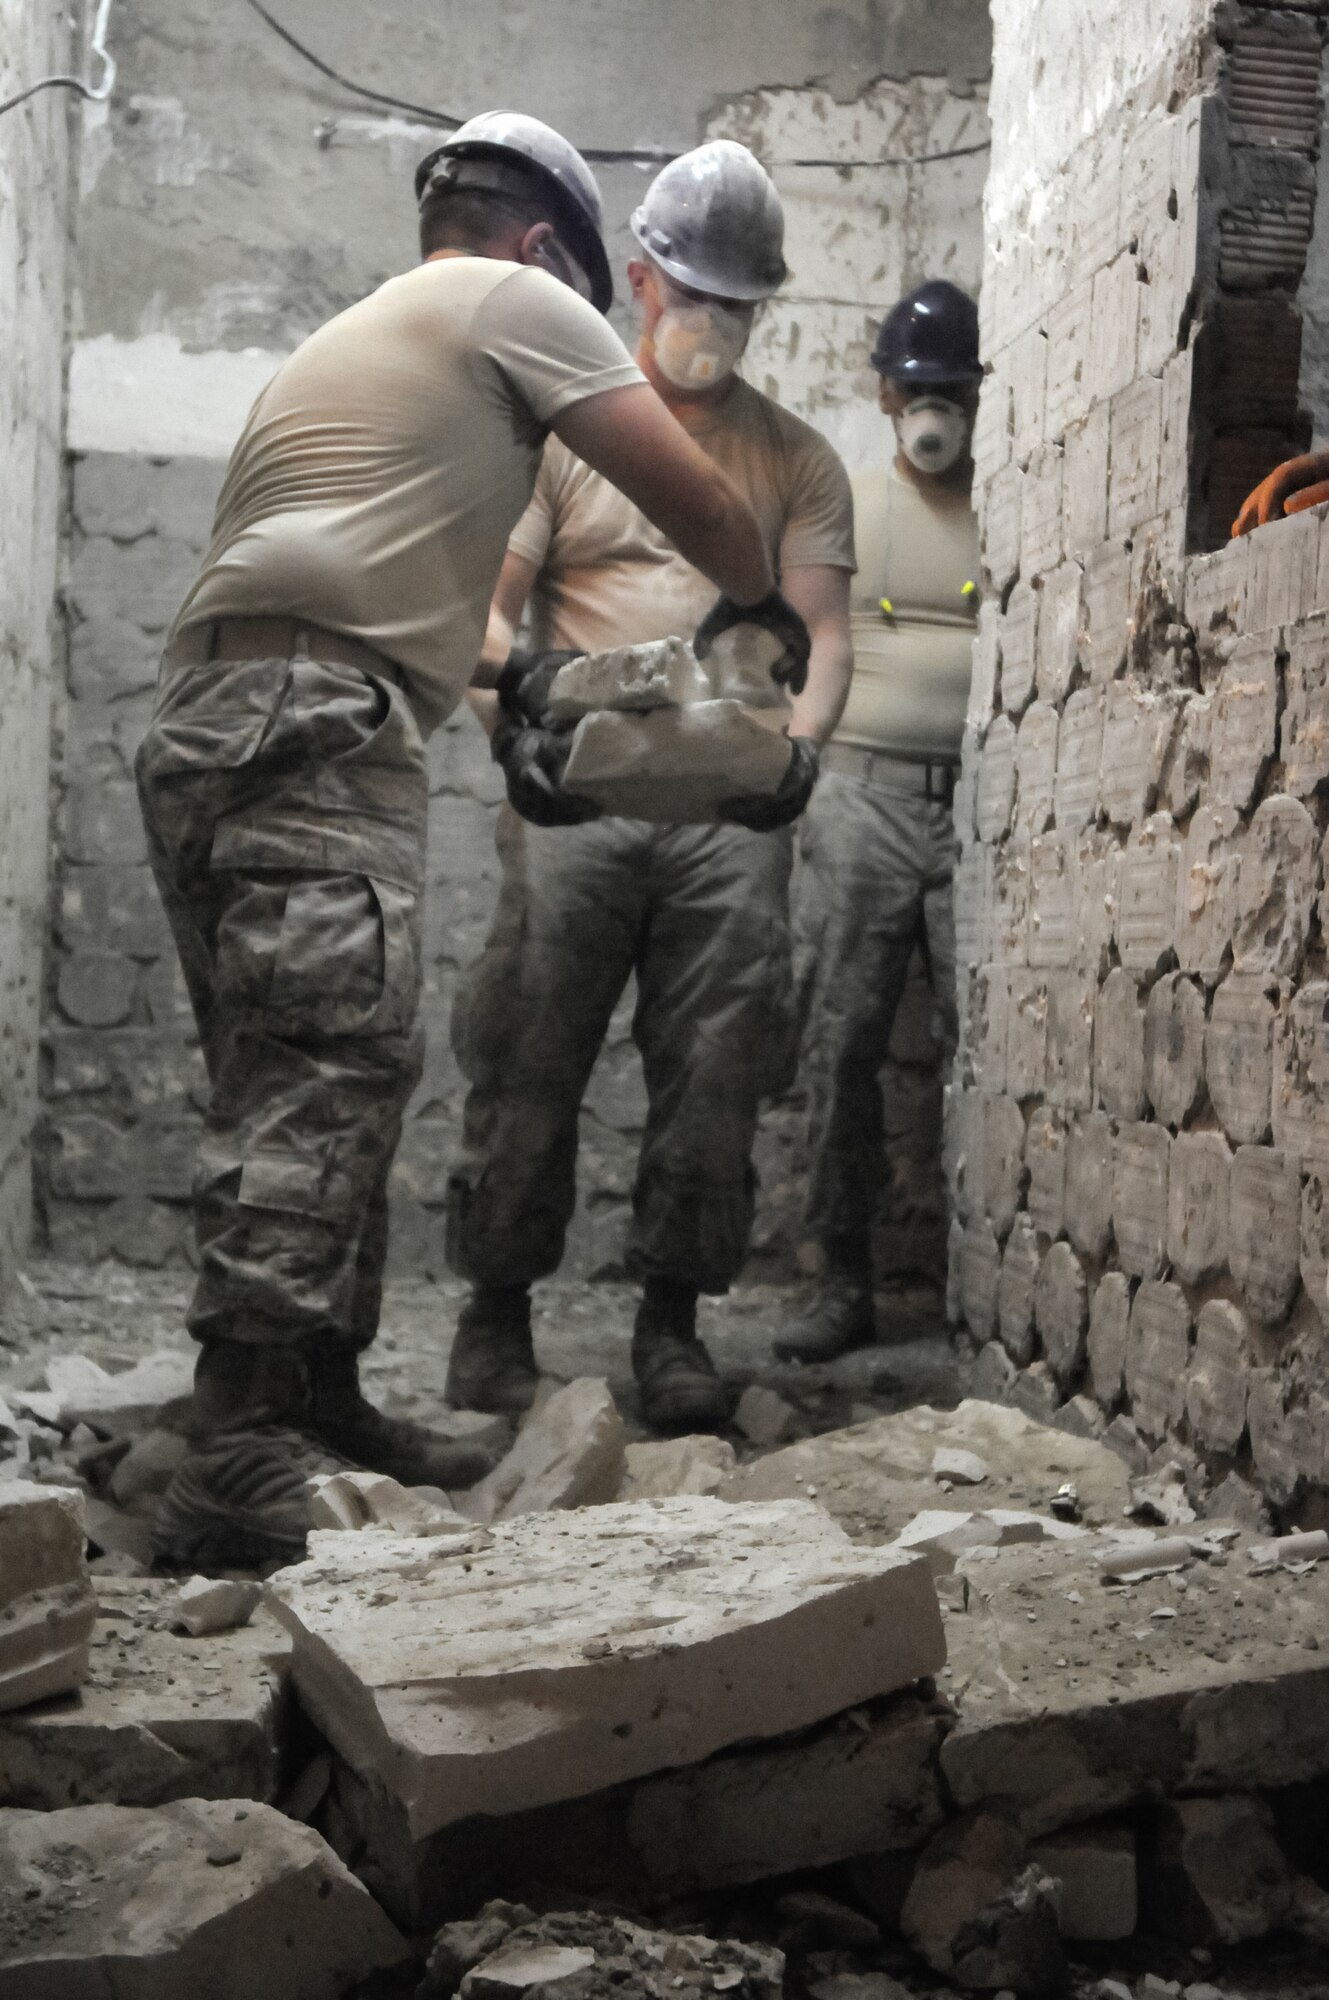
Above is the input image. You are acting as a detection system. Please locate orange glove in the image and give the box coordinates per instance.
[1232,450,1329,537]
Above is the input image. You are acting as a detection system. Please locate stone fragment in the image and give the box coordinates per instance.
[1281,611,1329,797]
[1035,1243,1088,1389]
[1065,1114,1114,1260]
[1044,972,1094,1112]
[617,1436,736,1501]
[899,1506,1060,1575]
[308,1470,473,1538]
[423,1907,783,2000]
[1209,635,1277,811]
[1113,1124,1170,1279]
[457,1378,626,1525]
[0,1798,408,1998]
[1100,683,1179,827]
[1247,1374,1328,1507]
[1166,1132,1231,1286]
[1175,803,1239,983]
[1146,1796,1290,1945]
[1014,702,1058,834]
[1126,1281,1191,1441]
[1116,814,1180,975]
[734,1385,796,1448]
[1006,973,1048,1099]
[1185,536,1247,657]
[1029,1825,1137,1941]
[1273,977,1329,1170]
[901,1811,1068,1993]
[998,1216,1040,1367]
[171,1576,260,1637]
[545,637,709,719]
[1053,687,1102,832]
[22,1349,195,1438]
[267,1498,946,1838]
[464,1942,596,1992]
[1232,794,1319,978]
[933,1447,989,1487]
[0,1481,96,1713]
[1024,1112,1065,1240]
[562,702,792,821]
[961,1219,1002,1341]
[1144,975,1206,1128]
[1206,975,1275,1145]
[1230,1145,1301,1324]
[976,715,1018,842]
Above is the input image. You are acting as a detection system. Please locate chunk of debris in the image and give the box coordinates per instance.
[454,1377,626,1524]
[1029,1823,1137,1940]
[735,1383,797,1447]
[421,1904,784,1999]
[544,636,710,720]
[901,1809,1068,1994]
[0,1480,96,1712]
[18,1349,195,1438]
[1097,1535,1195,1581]
[896,1507,1086,1576]
[0,1797,408,1998]
[266,1496,945,1839]
[307,1469,474,1538]
[617,1434,736,1501]
[561,700,793,822]
[170,1575,261,1637]
[1248,1528,1329,1572]
[933,1446,990,1486]
[1146,1794,1292,1944]
[1129,1461,1198,1526]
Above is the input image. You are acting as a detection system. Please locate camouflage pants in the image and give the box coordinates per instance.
[446,808,795,1294]
[135,651,427,1351]
[796,770,958,1246]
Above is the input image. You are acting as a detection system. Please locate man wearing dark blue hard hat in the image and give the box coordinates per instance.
[776,279,983,1363]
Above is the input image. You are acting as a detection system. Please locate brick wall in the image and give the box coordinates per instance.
[952,0,1329,1514]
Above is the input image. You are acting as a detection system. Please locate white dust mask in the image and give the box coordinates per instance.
[654,294,753,389]
[896,395,969,473]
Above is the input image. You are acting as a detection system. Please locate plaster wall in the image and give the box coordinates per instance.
[45,0,990,1283]
[0,1,73,1294]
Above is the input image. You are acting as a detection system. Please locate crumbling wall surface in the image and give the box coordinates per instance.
[0,1,72,1295]
[45,0,990,1282]
[952,0,1329,1514]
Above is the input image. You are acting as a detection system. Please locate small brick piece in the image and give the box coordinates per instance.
[1095,967,1147,1120]
[1044,972,1094,1112]
[1082,544,1131,684]
[1088,1270,1132,1409]
[961,1216,1002,1341]
[1206,976,1275,1146]
[1014,702,1058,835]
[1281,612,1329,798]
[1126,1278,1191,1441]
[1000,584,1039,716]
[1143,973,1207,1128]
[1036,1241,1089,1388]
[998,1213,1040,1366]
[1108,375,1162,537]
[1166,1130,1232,1286]
[975,715,1017,842]
[1117,814,1180,976]
[1164,694,1211,820]
[954,845,995,970]
[1065,1111,1114,1260]
[1246,507,1320,635]
[1036,562,1081,707]
[1175,803,1240,983]
[1025,1110,1066,1240]
[1054,687,1103,832]
[1006,972,1048,1099]
[1028,834,1074,970]
[1113,1122,1171,1279]
[1299,1170,1329,1328]
[1232,795,1319,979]
[981,1092,1027,1237]
[1186,1299,1252,1454]
[991,834,1032,967]
[1210,636,1277,812]
[1230,1144,1301,1325]
[968,967,1009,1096]
[1272,978,1329,1171]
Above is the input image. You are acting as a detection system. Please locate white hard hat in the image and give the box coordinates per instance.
[631,140,787,302]
[416,111,613,312]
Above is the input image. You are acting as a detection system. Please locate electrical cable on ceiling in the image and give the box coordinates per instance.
[240,0,989,173]
[0,0,116,120]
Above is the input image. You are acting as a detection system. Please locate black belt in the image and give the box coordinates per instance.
[821,741,958,801]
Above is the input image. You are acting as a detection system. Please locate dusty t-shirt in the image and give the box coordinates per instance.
[834,463,980,761]
[507,374,854,653]
[172,257,644,734]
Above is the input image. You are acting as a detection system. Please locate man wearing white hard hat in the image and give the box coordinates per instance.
[134,113,804,1567]
[445,140,855,1434]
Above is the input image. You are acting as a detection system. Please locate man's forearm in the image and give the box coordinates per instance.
[787,635,853,747]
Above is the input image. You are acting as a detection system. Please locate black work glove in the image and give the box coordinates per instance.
[719,736,820,831]
[491,714,603,828]
[496,648,585,726]
[693,588,812,697]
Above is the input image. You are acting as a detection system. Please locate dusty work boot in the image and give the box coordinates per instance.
[445,1285,540,1415]
[773,1242,877,1363]
[632,1279,731,1434]
[308,1347,501,1489]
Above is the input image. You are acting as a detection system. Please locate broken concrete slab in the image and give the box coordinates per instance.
[0,1576,290,1808]
[895,1508,1087,1576]
[1029,1824,1137,1941]
[421,1905,784,2000]
[0,1797,408,1999]
[616,1435,736,1501]
[455,1377,626,1524]
[266,1496,945,1839]
[0,1479,96,1712]
[561,701,792,822]
[170,1575,260,1636]
[20,1348,194,1437]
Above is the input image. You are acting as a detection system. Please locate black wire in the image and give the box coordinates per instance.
[241,0,991,173]
[0,73,100,119]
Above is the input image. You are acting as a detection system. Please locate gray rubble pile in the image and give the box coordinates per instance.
[418,1901,783,1999]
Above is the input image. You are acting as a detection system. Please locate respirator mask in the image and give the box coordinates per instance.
[653,276,754,390]
[896,394,970,474]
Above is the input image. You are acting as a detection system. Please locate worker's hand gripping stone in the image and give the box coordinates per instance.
[719,733,820,830]
[693,587,812,696]
[492,648,604,827]
[1233,447,1329,536]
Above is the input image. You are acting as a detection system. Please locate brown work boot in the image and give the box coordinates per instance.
[445,1286,540,1415]
[632,1280,730,1435]
[308,1348,501,1489]
[773,1241,878,1363]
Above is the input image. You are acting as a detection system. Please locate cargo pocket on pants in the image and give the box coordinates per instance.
[265,873,421,1041]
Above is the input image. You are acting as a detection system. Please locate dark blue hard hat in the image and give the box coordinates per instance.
[871,280,982,384]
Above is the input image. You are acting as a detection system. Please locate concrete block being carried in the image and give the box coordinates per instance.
[561,699,792,823]
[0,1480,96,1713]
[265,1495,945,1839]
[544,637,710,721]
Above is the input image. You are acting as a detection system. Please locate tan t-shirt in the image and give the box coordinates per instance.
[508,374,854,653]
[172,257,644,735]
[835,464,980,761]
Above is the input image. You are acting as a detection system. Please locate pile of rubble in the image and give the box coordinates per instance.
[2,1354,1329,1997]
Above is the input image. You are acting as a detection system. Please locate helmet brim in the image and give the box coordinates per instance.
[871,352,985,384]
[632,219,786,303]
